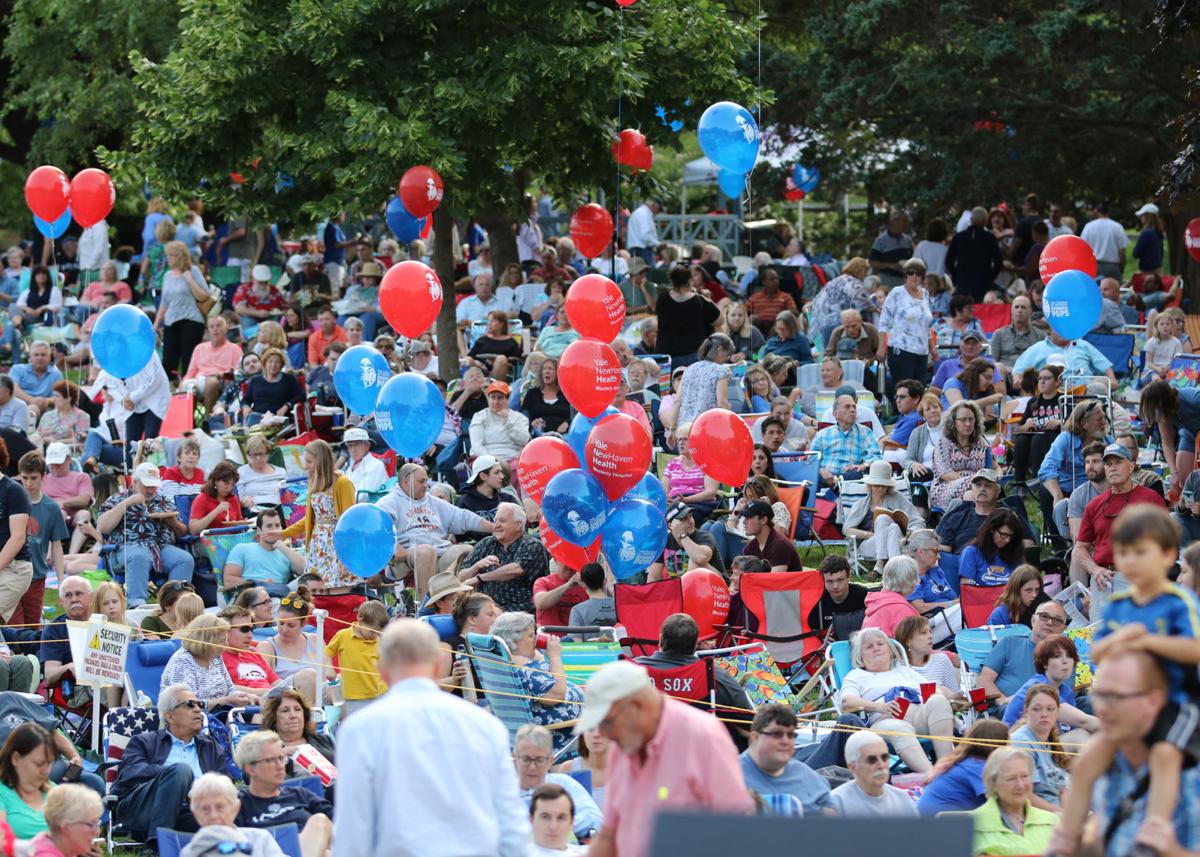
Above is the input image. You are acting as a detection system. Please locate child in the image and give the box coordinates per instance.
[1049,505,1200,857]
[324,600,389,718]
[90,581,138,707]
[1140,313,1182,386]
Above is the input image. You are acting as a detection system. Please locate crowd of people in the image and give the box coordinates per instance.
[0,189,1194,857]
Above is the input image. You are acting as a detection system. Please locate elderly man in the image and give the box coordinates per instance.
[1012,329,1117,386]
[96,462,195,608]
[183,316,243,412]
[818,384,884,439]
[38,575,92,687]
[11,340,64,415]
[233,729,333,850]
[989,295,1040,369]
[43,442,93,532]
[306,304,347,367]
[513,724,602,841]
[625,199,661,267]
[288,254,332,298]
[582,661,753,857]
[1074,443,1166,616]
[631,316,658,356]
[740,704,834,815]
[459,502,548,613]
[745,268,797,335]
[341,427,388,494]
[0,376,30,432]
[810,394,881,486]
[1094,276,1137,332]
[232,264,288,334]
[830,731,919,817]
[751,396,808,451]
[610,337,634,370]
[111,683,228,845]
[824,309,880,364]
[868,209,914,289]
[945,206,1004,301]
[456,271,513,332]
[797,356,868,420]
[621,258,656,313]
[977,600,1069,708]
[378,463,492,598]
[333,620,530,857]
[935,469,1034,553]
[469,381,531,462]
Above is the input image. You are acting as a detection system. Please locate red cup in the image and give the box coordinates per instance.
[969,687,988,711]
[535,633,549,650]
[920,682,936,702]
[893,697,911,719]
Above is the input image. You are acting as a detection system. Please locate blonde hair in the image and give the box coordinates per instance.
[260,347,287,373]
[841,257,870,280]
[307,439,337,494]
[256,321,288,351]
[358,600,389,629]
[164,239,190,265]
[721,302,754,338]
[173,592,205,627]
[42,783,102,834]
[181,614,231,660]
[90,582,126,622]
[146,197,170,215]
[244,435,273,457]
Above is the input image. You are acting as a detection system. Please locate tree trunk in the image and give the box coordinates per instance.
[1164,194,1200,308]
[477,206,520,280]
[432,201,459,381]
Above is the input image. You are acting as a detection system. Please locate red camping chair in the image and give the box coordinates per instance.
[638,658,714,709]
[972,303,1012,336]
[961,584,1006,629]
[718,571,825,674]
[614,578,684,657]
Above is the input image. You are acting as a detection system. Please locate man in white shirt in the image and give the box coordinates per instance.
[625,200,661,266]
[1079,202,1128,280]
[332,620,530,857]
[829,731,919,817]
[455,272,514,350]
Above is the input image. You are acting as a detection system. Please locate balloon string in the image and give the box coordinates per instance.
[613,6,623,284]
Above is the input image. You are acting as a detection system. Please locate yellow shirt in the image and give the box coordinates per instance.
[325,627,386,701]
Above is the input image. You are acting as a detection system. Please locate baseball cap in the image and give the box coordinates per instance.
[576,661,652,734]
[736,500,774,520]
[45,442,71,465]
[834,384,858,401]
[133,462,162,487]
[1135,203,1159,217]
[970,468,1001,485]
[251,264,272,283]
[485,380,510,397]
[1102,443,1134,463]
[468,454,499,484]
[665,500,693,523]
[961,330,983,342]
[343,427,371,444]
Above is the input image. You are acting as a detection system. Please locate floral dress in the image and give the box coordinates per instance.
[306,491,350,588]
[930,436,989,511]
[37,407,90,447]
[519,652,584,752]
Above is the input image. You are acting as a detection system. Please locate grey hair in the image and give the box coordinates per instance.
[398,462,426,494]
[233,728,282,770]
[158,683,193,728]
[515,723,554,754]
[188,772,239,805]
[497,501,526,526]
[491,611,536,654]
[941,399,985,443]
[982,747,1033,798]
[882,556,919,596]
[29,339,51,353]
[844,729,887,765]
[849,627,896,670]
[42,783,102,834]
[639,317,657,334]
[698,333,734,362]
[379,618,440,667]
[901,529,940,557]
[971,206,988,226]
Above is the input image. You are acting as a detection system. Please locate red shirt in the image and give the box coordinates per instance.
[222,649,279,689]
[233,282,289,315]
[189,490,242,530]
[1077,483,1166,568]
[532,573,589,629]
[745,290,797,325]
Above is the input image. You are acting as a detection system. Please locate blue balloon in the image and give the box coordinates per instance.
[1043,269,1102,340]
[624,471,667,513]
[543,468,609,547]
[567,407,620,465]
[92,305,155,380]
[374,372,445,458]
[333,345,393,416]
[385,196,427,242]
[602,499,668,580]
[34,208,72,240]
[333,503,397,578]
[717,169,745,199]
[792,165,820,193]
[697,101,760,174]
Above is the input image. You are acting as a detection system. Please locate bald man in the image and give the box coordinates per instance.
[810,394,882,486]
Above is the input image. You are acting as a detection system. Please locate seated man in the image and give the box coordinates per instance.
[10,340,64,419]
[233,729,334,846]
[740,704,834,815]
[807,555,868,642]
[459,502,549,614]
[111,684,228,844]
[976,601,1069,709]
[634,613,754,750]
[817,384,884,439]
[39,575,92,688]
[1057,441,1107,547]
[649,502,725,579]
[182,316,243,414]
[0,375,30,432]
[43,442,94,534]
[829,731,919,817]
[232,264,288,337]
[810,394,881,486]
[1012,329,1117,387]
[513,724,601,842]
[883,379,925,462]
[797,356,868,420]
[221,508,303,597]
[740,500,802,572]
[750,396,808,452]
[929,329,1004,396]
[935,470,1034,554]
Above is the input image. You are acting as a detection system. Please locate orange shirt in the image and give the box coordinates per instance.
[307,324,348,366]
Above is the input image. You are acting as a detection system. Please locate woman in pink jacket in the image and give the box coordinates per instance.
[862,556,921,637]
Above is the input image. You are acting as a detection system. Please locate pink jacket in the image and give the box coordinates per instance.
[862,589,919,637]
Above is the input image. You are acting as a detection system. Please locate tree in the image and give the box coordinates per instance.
[109,0,761,375]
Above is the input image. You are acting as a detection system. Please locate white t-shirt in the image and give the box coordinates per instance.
[829,781,918,818]
[840,665,924,724]
[346,453,389,493]
[1079,217,1129,263]
[237,463,288,505]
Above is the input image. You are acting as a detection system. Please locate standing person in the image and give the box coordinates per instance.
[655,266,720,368]
[322,214,356,294]
[332,620,530,857]
[876,258,933,391]
[281,440,356,591]
[14,453,66,628]
[325,600,389,717]
[0,438,32,625]
[944,207,1004,301]
[867,209,914,290]
[808,258,874,346]
[625,200,661,267]
[154,241,211,379]
[1132,203,1165,275]
[580,661,754,857]
[1080,201,1128,281]
[1140,379,1200,495]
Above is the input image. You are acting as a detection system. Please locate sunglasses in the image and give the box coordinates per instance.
[859,753,889,765]
[232,625,253,634]
[211,844,253,856]
[280,595,309,610]
[173,699,205,711]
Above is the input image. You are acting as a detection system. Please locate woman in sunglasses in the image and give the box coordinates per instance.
[256,587,323,685]
[218,605,316,707]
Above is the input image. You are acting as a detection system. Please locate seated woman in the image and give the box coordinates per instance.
[959,509,1025,589]
[36,381,89,452]
[30,783,103,857]
[237,435,288,511]
[843,461,924,575]
[1007,684,1071,810]
[917,720,1010,815]
[0,722,57,839]
[838,626,956,773]
[437,592,499,695]
[491,612,583,752]
[1001,635,1099,738]
[256,587,323,685]
[233,730,333,854]
[970,748,1058,856]
[901,529,958,620]
[741,364,777,413]
[188,461,245,535]
[901,393,942,485]
[521,356,571,437]
[141,585,204,639]
[160,436,206,500]
[661,422,720,521]
[181,772,289,857]
[930,400,990,511]
[223,507,305,597]
[862,556,921,637]
[894,614,960,693]
[161,614,258,708]
[941,358,1004,413]
[760,310,813,364]
[241,347,303,426]
[261,690,336,774]
[467,310,521,381]
[985,565,1049,627]
[234,586,277,631]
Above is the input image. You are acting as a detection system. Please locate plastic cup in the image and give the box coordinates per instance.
[920,682,936,702]
[893,697,912,719]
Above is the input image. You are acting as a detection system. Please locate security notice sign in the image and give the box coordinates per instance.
[69,615,130,687]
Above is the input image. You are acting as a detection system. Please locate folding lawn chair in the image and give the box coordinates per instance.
[639,658,715,709]
[465,633,577,750]
[199,524,258,603]
[122,639,182,706]
[717,571,825,679]
[537,628,621,687]
[711,641,810,714]
[953,624,1031,693]
[613,578,684,657]
[959,583,1006,628]
[156,824,303,857]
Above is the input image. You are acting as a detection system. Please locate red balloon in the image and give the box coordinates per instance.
[612,129,649,169]
[631,143,654,171]
[616,0,638,5]
[539,518,601,569]
[420,215,433,241]
[681,569,731,639]
[558,339,621,418]
[379,260,443,338]
[564,274,626,341]
[518,437,580,504]
[24,166,70,222]
[1186,218,1200,263]
[586,413,652,501]
[68,169,115,228]
[569,204,614,259]
[399,166,444,219]
[1039,234,1096,282]
[784,177,805,202]
[688,408,753,487]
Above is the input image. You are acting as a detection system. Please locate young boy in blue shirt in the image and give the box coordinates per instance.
[1050,505,1200,857]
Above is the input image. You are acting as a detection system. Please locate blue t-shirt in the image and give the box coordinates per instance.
[1003,672,1077,726]
[982,634,1036,697]
[1099,585,1200,703]
[1175,388,1200,437]
[9,363,63,398]
[958,545,1017,587]
[739,753,833,815]
[908,567,955,605]
[224,541,293,585]
[939,377,968,409]
[26,495,68,582]
[890,412,922,446]
[917,756,987,815]
[986,604,1018,626]
[323,222,346,265]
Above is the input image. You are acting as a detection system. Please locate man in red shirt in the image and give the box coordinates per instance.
[307,304,348,367]
[43,442,94,533]
[531,560,588,630]
[745,268,797,335]
[183,316,243,412]
[1073,442,1166,616]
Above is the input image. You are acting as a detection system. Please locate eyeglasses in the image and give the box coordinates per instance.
[250,755,288,767]
[67,819,102,831]
[173,699,205,711]
[1033,612,1066,627]
[755,729,797,741]
[994,530,1016,541]
[859,753,889,765]
[516,755,551,767]
[251,599,272,609]
[1092,688,1151,706]
[954,416,975,423]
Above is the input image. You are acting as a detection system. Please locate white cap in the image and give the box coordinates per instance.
[132,462,162,487]
[467,454,499,484]
[45,442,71,465]
[575,661,652,734]
[1135,203,1159,216]
[251,264,272,282]
[343,427,370,444]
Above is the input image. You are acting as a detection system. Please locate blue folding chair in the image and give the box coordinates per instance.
[156,824,303,857]
[1083,332,1136,378]
[122,639,182,706]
